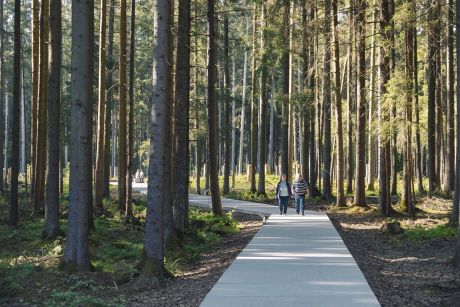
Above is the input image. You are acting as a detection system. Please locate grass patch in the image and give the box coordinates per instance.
[402,224,457,241]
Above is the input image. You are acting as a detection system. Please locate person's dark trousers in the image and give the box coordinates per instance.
[296,195,305,214]
[279,196,289,214]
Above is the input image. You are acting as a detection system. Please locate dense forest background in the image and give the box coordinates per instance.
[2,0,460,304]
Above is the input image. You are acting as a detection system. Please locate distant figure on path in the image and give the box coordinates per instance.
[139,169,144,183]
[293,174,307,215]
[135,169,141,183]
[276,174,292,215]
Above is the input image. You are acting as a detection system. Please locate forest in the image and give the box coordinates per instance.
[1,0,460,305]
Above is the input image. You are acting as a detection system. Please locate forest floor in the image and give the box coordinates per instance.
[0,189,263,307]
[303,195,460,307]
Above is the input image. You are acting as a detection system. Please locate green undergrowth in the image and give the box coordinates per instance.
[165,208,239,274]
[0,191,240,305]
[402,223,457,241]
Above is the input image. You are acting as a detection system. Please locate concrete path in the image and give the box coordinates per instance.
[130,184,380,306]
[189,195,380,307]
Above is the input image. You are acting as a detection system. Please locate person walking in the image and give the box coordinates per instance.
[293,174,308,215]
[276,174,292,215]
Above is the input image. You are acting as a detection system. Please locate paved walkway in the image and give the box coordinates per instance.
[130,184,380,306]
[189,195,380,307]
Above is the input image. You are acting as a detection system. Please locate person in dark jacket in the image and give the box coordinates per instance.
[276,174,292,215]
[292,174,308,215]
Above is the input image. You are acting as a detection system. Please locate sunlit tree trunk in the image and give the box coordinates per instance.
[207,0,222,215]
[346,0,354,195]
[238,23,248,176]
[367,1,377,191]
[95,0,108,210]
[333,0,345,206]
[353,0,366,206]
[280,1,290,179]
[0,0,4,194]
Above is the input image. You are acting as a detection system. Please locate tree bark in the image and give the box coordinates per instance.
[280,2,290,179]
[452,0,460,263]
[63,0,93,271]
[450,0,460,228]
[0,0,4,194]
[238,25,248,176]
[118,0,128,211]
[103,0,115,198]
[8,0,21,228]
[378,0,392,216]
[141,0,172,277]
[427,0,437,194]
[346,0,354,195]
[353,0,366,206]
[95,0,108,210]
[222,2,231,195]
[249,4,258,192]
[207,0,222,215]
[257,4,267,195]
[444,0,454,194]
[174,0,191,232]
[367,1,377,191]
[44,0,62,238]
[125,0,136,217]
[322,0,332,199]
[333,0,345,206]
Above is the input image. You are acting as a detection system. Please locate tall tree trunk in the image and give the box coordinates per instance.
[308,5,318,196]
[44,0,62,238]
[8,0,21,228]
[231,62,236,187]
[20,55,25,174]
[333,0,345,207]
[367,1,377,191]
[103,0,115,198]
[353,0,366,206]
[141,0,172,277]
[34,0,50,212]
[449,0,459,226]
[194,17,201,195]
[63,0,93,270]
[249,4,257,192]
[413,14,424,195]
[346,0,354,195]
[207,0,222,215]
[402,5,415,217]
[257,4,267,195]
[0,0,4,194]
[322,0,332,199]
[301,3,309,184]
[30,0,39,199]
[222,3,231,195]
[238,25,248,176]
[125,0,135,217]
[427,0,437,193]
[174,0,191,232]
[444,0,454,194]
[280,2,290,179]
[118,0,127,211]
[379,0,392,216]
[95,0,108,209]
[390,0,397,196]
[452,0,460,263]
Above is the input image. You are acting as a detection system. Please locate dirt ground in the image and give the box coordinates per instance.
[322,197,460,307]
[127,212,263,307]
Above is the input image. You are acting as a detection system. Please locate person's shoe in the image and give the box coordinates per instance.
[302,211,304,216]
[280,212,283,215]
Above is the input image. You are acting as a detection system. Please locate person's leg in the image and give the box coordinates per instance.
[300,195,305,215]
[295,197,300,214]
[283,197,288,214]
[279,198,283,215]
